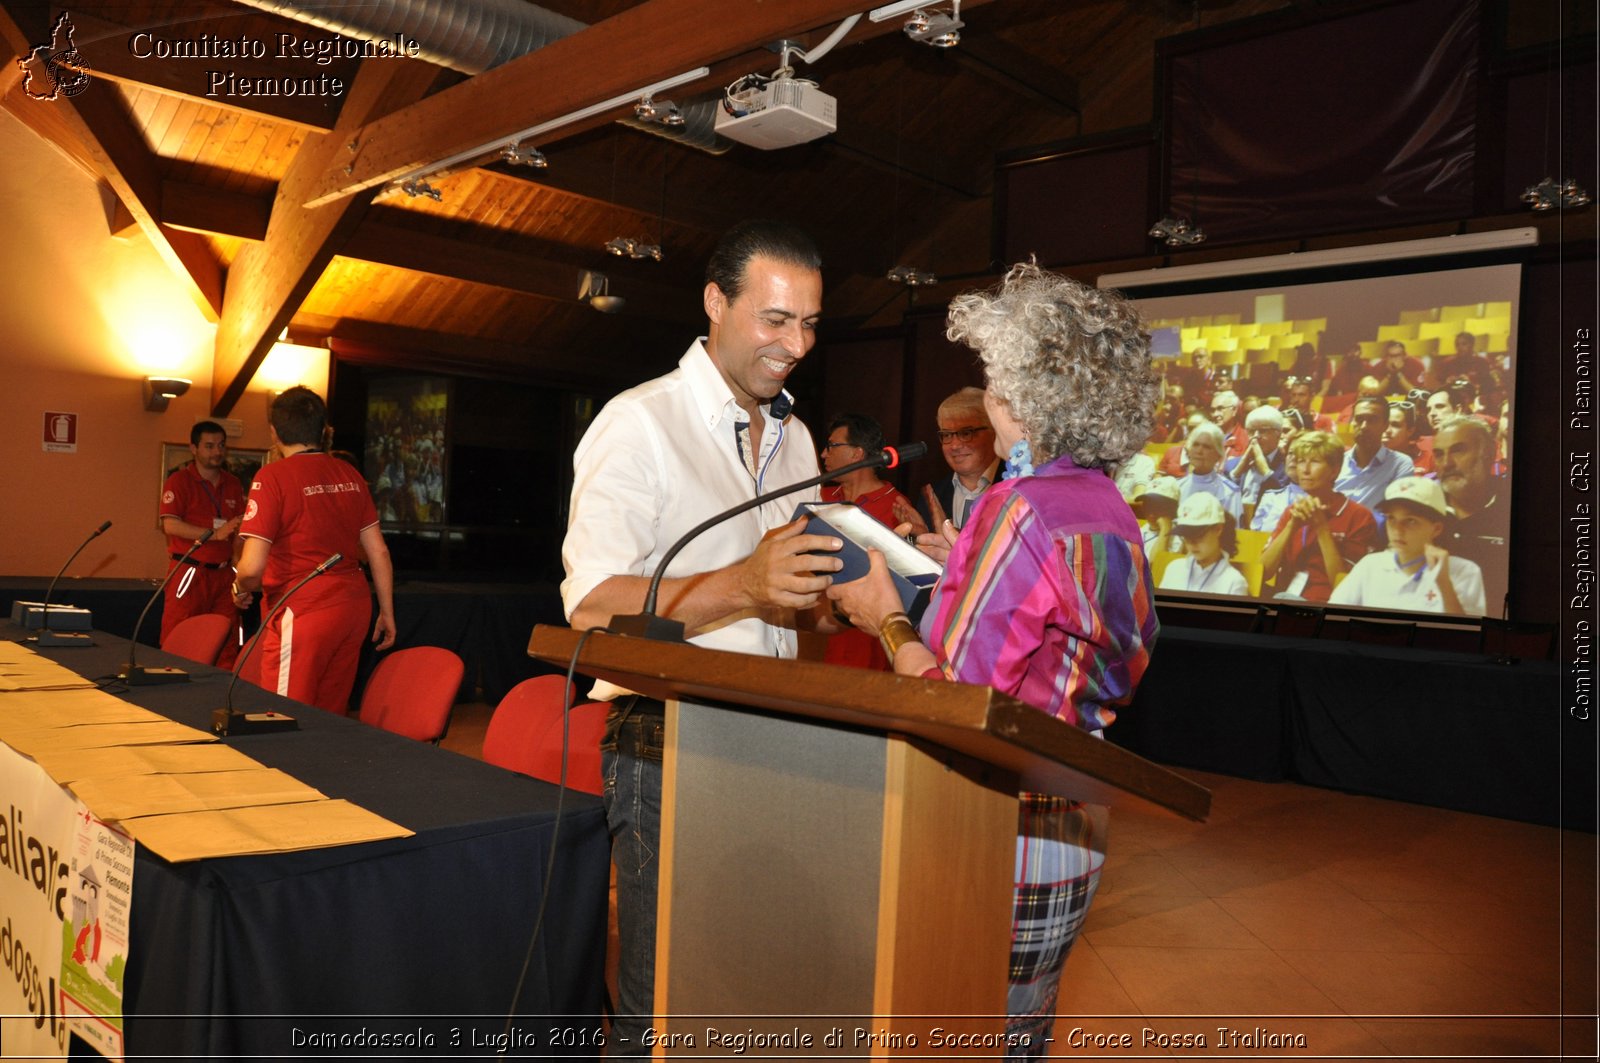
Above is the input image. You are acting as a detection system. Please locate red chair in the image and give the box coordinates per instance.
[358,646,464,743]
[484,675,609,795]
[160,613,231,666]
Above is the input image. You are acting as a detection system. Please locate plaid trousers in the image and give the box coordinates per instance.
[1005,795,1109,1058]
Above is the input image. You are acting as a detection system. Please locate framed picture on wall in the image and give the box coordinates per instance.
[159,442,270,499]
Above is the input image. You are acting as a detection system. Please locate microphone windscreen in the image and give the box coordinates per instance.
[882,442,928,468]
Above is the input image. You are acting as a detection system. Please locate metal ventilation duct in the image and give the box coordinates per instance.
[232,0,585,75]
[234,0,730,154]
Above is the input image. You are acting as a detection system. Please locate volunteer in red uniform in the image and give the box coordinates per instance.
[234,387,396,714]
[157,420,246,666]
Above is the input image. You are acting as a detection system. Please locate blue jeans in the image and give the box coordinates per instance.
[601,700,664,1057]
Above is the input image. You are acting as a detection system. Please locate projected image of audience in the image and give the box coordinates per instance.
[1124,263,1517,617]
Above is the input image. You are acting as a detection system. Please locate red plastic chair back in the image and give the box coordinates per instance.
[161,613,231,666]
[358,646,464,743]
[485,675,608,795]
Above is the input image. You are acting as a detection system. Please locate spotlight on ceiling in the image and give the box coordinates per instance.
[400,178,442,201]
[579,271,626,314]
[1521,176,1591,212]
[500,141,548,168]
[903,1,962,47]
[634,94,686,128]
[886,265,938,286]
[604,236,663,261]
[1148,215,1207,247]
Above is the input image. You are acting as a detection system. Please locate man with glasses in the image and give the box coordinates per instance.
[917,386,1002,531]
[1210,389,1248,459]
[820,412,921,669]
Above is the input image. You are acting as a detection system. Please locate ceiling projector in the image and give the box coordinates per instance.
[715,78,836,150]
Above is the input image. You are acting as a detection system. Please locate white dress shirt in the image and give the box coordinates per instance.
[561,340,821,698]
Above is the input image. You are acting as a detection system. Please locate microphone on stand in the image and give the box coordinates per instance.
[212,553,343,737]
[609,441,928,642]
[29,520,112,647]
[119,526,216,685]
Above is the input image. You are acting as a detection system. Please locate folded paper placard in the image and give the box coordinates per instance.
[795,502,943,621]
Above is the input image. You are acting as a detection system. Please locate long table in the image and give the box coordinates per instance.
[3,623,609,1059]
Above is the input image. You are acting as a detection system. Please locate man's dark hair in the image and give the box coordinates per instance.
[190,420,226,446]
[1353,396,1389,417]
[270,386,327,447]
[705,219,821,302]
[828,412,885,460]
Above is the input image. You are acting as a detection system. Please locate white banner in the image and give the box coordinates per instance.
[1,742,133,1060]
[0,741,77,1057]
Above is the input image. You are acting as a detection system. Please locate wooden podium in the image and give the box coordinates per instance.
[529,626,1209,1056]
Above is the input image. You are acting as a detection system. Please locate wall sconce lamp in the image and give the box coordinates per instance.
[143,376,191,412]
[579,271,626,314]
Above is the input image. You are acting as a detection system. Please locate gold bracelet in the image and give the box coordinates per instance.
[878,612,922,660]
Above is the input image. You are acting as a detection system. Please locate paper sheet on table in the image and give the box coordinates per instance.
[0,719,215,758]
[121,800,414,862]
[69,767,327,821]
[0,687,168,731]
[31,742,260,784]
[0,646,100,691]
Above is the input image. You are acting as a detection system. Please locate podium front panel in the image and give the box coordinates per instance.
[661,700,886,1015]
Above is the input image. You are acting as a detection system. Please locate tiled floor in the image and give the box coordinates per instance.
[442,702,1598,1060]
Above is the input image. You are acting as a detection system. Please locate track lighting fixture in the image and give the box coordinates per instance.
[604,237,662,261]
[400,178,442,201]
[1149,215,1207,247]
[634,94,685,128]
[1521,176,1591,212]
[901,1,962,47]
[499,141,548,168]
[886,265,938,286]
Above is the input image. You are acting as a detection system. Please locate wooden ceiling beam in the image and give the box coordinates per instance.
[340,212,700,326]
[0,2,223,319]
[305,0,899,207]
[210,58,445,415]
[163,180,271,240]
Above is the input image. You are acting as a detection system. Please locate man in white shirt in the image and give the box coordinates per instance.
[561,220,842,1053]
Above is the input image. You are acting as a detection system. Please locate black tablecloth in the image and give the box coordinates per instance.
[1115,625,1586,830]
[7,623,609,1059]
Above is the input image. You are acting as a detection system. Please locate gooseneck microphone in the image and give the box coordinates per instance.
[609,442,927,642]
[120,526,216,685]
[30,520,112,647]
[212,553,342,737]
